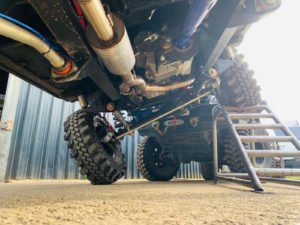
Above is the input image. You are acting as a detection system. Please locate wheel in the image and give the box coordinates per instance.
[219,54,261,106]
[200,163,214,180]
[137,137,180,181]
[64,109,126,185]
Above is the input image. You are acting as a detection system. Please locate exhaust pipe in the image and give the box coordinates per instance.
[119,72,195,94]
[78,0,114,43]
[0,17,67,70]
[78,0,194,94]
[78,0,136,90]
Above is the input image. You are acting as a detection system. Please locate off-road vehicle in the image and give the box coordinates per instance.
[0,0,281,184]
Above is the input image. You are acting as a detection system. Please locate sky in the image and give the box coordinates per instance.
[238,0,300,124]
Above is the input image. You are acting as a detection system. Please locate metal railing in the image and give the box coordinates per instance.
[212,105,300,192]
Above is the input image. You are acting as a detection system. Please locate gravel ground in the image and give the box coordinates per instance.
[0,179,299,225]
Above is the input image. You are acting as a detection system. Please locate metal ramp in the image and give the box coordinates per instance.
[212,105,300,192]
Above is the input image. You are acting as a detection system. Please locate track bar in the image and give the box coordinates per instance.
[245,150,300,157]
[116,91,211,139]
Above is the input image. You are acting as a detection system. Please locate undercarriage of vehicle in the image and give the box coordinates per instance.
[0,0,281,184]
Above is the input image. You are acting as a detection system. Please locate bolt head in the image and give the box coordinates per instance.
[165,37,171,44]
[106,102,115,112]
[208,68,218,78]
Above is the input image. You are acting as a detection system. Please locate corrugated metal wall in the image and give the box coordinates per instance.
[5,81,201,180]
[5,81,82,180]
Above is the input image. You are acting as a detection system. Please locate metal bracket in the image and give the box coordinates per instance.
[0,121,13,131]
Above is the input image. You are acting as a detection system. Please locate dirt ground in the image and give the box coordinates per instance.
[0,179,300,225]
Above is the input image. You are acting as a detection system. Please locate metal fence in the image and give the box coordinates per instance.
[5,80,201,180]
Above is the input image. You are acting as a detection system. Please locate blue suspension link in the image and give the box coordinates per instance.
[175,0,218,49]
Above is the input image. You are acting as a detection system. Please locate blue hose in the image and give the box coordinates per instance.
[0,13,59,50]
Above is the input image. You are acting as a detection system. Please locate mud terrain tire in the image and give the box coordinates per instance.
[64,110,125,185]
[223,129,274,172]
[219,55,261,106]
[137,137,179,181]
[222,130,249,172]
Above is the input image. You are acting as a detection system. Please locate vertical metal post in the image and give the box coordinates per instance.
[276,142,284,168]
[213,117,219,184]
[250,119,256,167]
